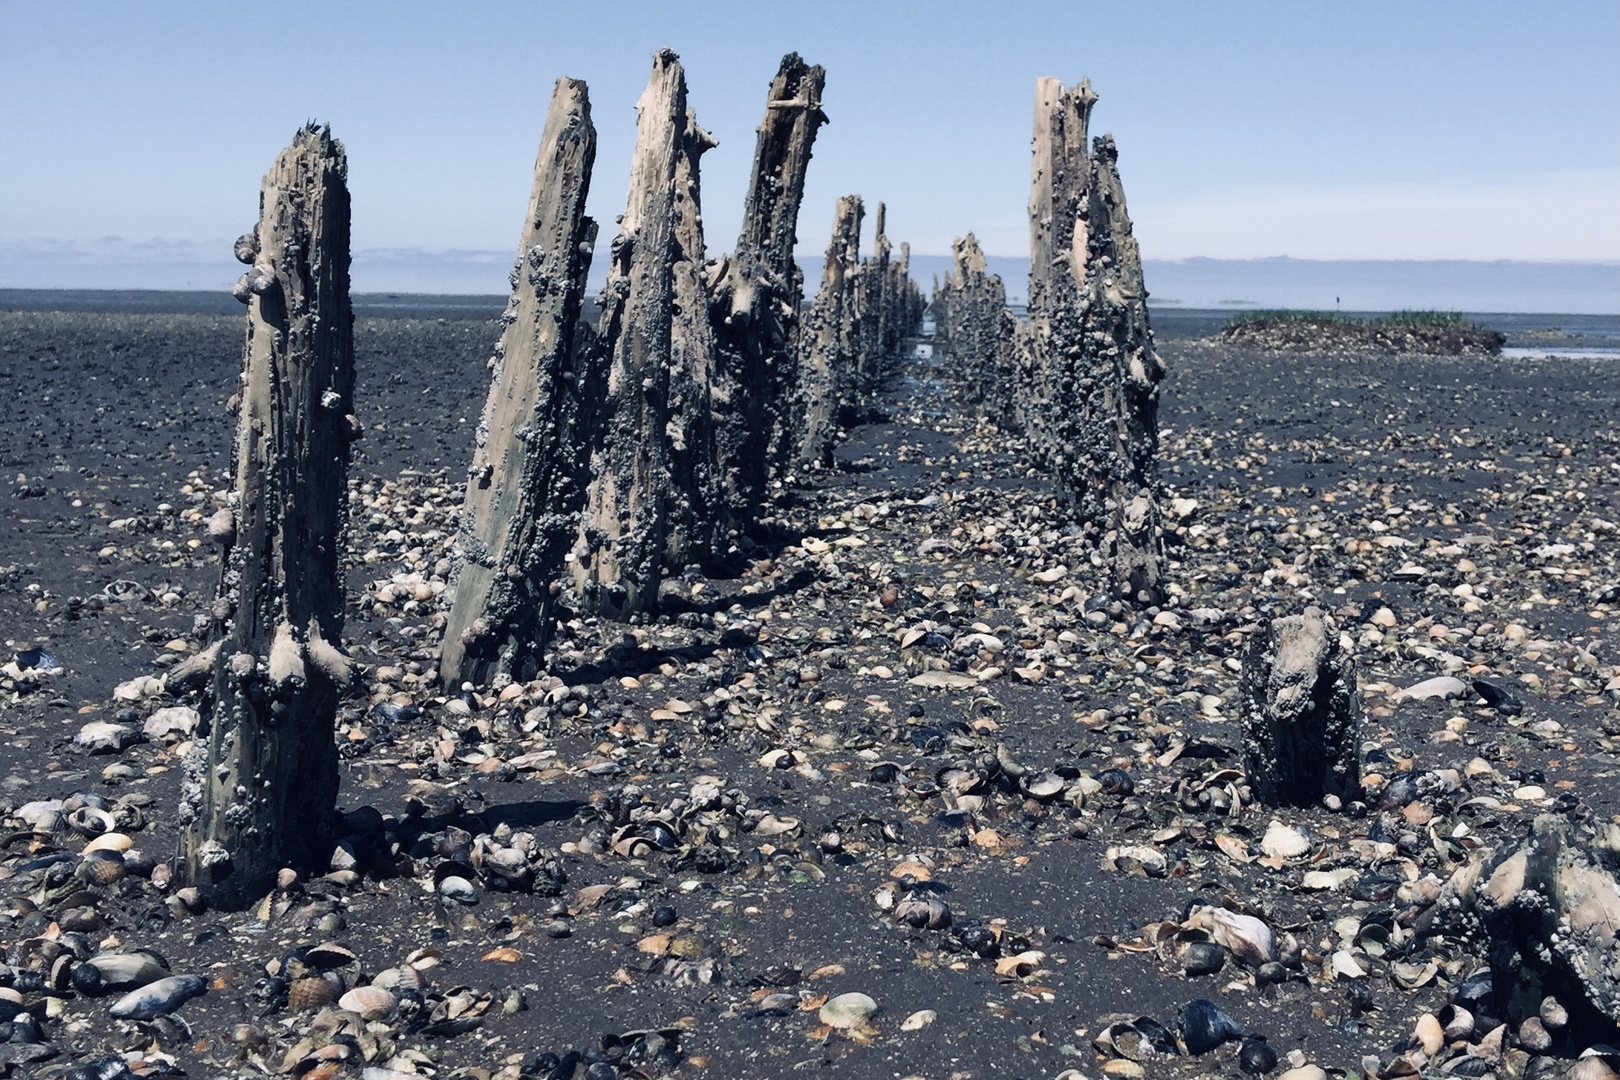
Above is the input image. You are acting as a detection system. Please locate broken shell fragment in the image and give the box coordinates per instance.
[1185,905,1276,967]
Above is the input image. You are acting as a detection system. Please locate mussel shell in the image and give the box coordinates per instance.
[957,925,1000,959]
[1239,1036,1279,1075]
[1181,998,1244,1055]
[1132,1016,1180,1056]
[1097,769,1136,797]
[1179,941,1225,976]
[108,973,207,1019]
[65,806,116,838]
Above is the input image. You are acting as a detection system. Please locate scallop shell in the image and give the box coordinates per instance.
[337,984,396,1020]
[1260,820,1310,860]
[288,974,343,1009]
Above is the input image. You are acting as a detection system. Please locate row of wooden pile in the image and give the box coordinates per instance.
[932,77,1166,607]
[183,50,922,903]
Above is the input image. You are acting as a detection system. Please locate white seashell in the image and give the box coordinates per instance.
[338,985,396,1020]
[1261,820,1310,859]
[1185,905,1276,966]
[74,721,138,754]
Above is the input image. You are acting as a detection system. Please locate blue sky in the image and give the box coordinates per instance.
[2,1,1616,266]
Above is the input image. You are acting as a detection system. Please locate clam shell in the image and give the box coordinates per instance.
[371,966,423,992]
[819,992,877,1029]
[1260,820,1310,860]
[1021,771,1067,800]
[288,974,342,1009]
[83,832,133,855]
[337,985,396,1020]
[1185,905,1276,967]
[302,942,358,970]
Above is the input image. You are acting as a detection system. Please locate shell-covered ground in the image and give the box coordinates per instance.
[0,306,1617,1080]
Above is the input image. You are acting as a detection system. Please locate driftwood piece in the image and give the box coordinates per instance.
[572,50,688,619]
[1239,611,1362,808]
[711,53,827,527]
[796,194,864,469]
[439,79,598,687]
[182,125,355,905]
[1019,77,1165,603]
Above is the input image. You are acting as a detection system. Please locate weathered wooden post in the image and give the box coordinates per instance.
[663,107,722,569]
[1240,611,1362,807]
[712,53,827,527]
[571,50,687,619]
[796,194,864,469]
[860,203,892,394]
[182,125,356,905]
[934,233,1017,426]
[440,79,598,687]
[1086,134,1167,602]
[1020,77,1166,605]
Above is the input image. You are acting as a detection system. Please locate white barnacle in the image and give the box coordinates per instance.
[267,622,305,688]
[305,619,352,685]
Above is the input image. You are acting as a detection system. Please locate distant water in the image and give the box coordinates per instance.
[5,238,1615,316]
[0,288,509,321]
[5,288,1614,358]
[899,254,1620,316]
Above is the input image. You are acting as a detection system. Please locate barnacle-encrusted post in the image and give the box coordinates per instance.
[1019,77,1166,604]
[662,105,721,570]
[796,194,864,468]
[571,50,688,618]
[182,125,356,906]
[440,78,598,687]
[710,52,827,532]
[932,232,1018,427]
[1239,610,1362,808]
